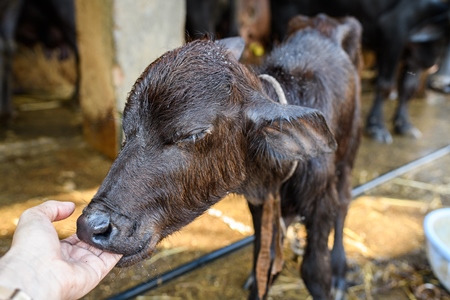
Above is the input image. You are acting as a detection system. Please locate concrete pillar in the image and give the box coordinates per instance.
[75,0,185,159]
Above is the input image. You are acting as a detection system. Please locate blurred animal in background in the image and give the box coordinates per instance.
[270,0,450,143]
[185,0,239,40]
[236,0,271,62]
[185,0,271,63]
[0,0,78,124]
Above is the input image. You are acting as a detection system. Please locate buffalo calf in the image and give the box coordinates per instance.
[77,14,362,300]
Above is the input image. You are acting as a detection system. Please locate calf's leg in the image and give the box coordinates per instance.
[247,202,263,300]
[0,0,23,123]
[331,165,352,299]
[301,192,335,300]
[0,40,15,123]
[365,84,393,144]
[393,63,422,138]
[365,30,406,144]
[394,40,444,138]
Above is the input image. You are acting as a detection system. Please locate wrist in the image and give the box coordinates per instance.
[0,250,37,299]
[0,285,32,300]
[0,249,61,300]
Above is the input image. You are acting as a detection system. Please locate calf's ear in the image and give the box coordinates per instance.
[334,16,363,72]
[246,100,337,163]
[216,37,245,61]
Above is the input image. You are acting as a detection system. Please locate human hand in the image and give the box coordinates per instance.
[0,201,122,300]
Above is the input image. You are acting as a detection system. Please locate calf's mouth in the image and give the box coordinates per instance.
[115,236,160,267]
[76,208,161,267]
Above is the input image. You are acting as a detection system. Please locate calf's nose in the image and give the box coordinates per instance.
[76,211,115,247]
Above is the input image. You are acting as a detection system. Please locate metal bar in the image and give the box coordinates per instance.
[107,236,254,300]
[107,144,450,300]
[351,144,450,198]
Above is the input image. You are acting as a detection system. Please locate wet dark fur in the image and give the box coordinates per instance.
[77,14,362,300]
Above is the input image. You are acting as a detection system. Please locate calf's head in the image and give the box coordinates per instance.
[76,38,337,266]
[287,14,363,73]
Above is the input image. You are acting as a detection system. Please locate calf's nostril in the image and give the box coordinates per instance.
[76,211,114,245]
[90,212,111,235]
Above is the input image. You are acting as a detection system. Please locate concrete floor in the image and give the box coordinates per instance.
[0,84,449,300]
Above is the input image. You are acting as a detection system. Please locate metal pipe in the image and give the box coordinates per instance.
[107,236,254,300]
[107,144,449,300]
[351,145,450,198]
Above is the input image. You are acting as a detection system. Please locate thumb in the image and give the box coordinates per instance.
[12,201,76,250]
[20,200,76,224]
[16,201,76,234]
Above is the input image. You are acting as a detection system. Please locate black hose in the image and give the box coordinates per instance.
[107,144,450,300]
[107,236,255,300]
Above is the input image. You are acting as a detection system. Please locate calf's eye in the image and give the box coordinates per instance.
[177,128,212,146]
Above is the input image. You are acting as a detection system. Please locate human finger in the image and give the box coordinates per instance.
[63,234,123,262]
[19,200,76,224]
[12,201,76,248]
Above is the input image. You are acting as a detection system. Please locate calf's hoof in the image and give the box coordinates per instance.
[394,122,422,139]
[332,277,347,300]
[365,125,393,144]
[332,288,346,300]
[429,75,450,94]
[243,273,255,290]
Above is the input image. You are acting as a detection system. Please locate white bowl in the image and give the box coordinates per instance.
[424,207,450,292]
